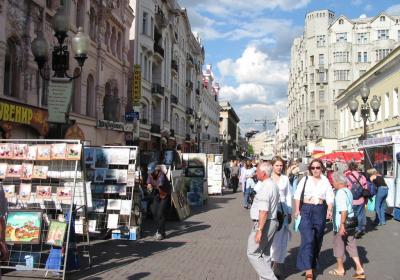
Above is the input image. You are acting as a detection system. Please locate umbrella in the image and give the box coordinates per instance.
[319,151,364,163]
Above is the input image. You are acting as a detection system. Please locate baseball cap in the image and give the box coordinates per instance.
[147,162,157,174]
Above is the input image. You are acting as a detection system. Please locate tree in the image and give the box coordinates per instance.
[247,144,254,156]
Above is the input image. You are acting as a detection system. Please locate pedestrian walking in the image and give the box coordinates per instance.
[329,172,366,279]
[294,159,334,280]
[367,168,389,226]
[287,159,300,194]
[230,160,240,193]
[344,161,368,238]
[146,162,171,240]
[239,161,247,192]
[247,162,279,280]
[270,156,292,278]
[243,161,256,209]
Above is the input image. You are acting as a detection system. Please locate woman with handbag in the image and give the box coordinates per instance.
[294,159,334,280]
[329,171,366,279]
[367,168,389,226]
[270,156,292,279]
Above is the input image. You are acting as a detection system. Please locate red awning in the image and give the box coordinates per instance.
[319,151,364,163]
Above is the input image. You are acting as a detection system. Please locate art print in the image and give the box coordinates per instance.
[187,192,203,206]
[107,199,122,210]
[88,220,97,232]
[127,164,135,176]
[214,155,223,165]
[3,185,15,199]
[107,148,130,165]
[36,145,51,160]
[51,143,67,160]
[129,149,137,160]
[27,145,37,160]
[20,163,34,180]
[6,164,21,178]
[86,169,95,182]
[18,183,32,201]
[66,144,82,160]
[106,169,117,180]
[84,148,95,164]
[95,148,109,168]
[0,163,7,179]
[0,143,13,159]
[120,200,132,215]
[94,169,107,183]
[115,170,128,184]
[107,214,119,229]
[94,184,105,194]
[92,199,106,212]
[56,187,72,202]
[46,220,67,247]
[6,211,42,244]
[13,144,28,160]
[32,165,48,179]
[36,186,52,200]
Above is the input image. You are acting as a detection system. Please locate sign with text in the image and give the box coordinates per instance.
[48,78,73,123]
[132,65,141,106]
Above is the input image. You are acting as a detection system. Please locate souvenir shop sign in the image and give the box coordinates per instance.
[132,65,141,106]
[97,120,126,131]
[48,78,73,123]
[0,99,48,136]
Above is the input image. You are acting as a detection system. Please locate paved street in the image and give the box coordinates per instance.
[4,191,400,280]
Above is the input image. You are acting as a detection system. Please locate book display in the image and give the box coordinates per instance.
[206,154,223,195]
[0,139,91,280]
[84,146,141,237]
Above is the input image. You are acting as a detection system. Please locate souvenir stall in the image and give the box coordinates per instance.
[83,146,141,240]
[181,153,208,206]
[0,139,91,280]
[206,154,223,195]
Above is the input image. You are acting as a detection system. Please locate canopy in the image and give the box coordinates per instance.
[318,151,364,163]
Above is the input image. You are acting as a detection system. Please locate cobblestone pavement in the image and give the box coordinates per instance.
[3,191,400,280]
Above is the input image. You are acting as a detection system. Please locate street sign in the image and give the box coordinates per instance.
[132,65,141,106]
[48,78,73,123]
[125,111,139,122]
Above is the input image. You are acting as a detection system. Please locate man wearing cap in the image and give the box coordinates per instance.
[147,162,171,240]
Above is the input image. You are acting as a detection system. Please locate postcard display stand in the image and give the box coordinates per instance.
[84,146,140,240]
[181,153,208,206]
[206,154,223,195]
[0,139,91,280]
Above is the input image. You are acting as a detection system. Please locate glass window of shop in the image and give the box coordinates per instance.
[364,146,394,177]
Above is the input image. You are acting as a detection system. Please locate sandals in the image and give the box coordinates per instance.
[352,272,366,279]
[328,269,345,277]
[305,273,313,280]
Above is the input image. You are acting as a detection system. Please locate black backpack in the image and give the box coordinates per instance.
[346,173,364,200]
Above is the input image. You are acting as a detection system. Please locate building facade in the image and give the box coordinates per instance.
[288,10,400,157]
[219,101,240,160]
[129,0,206,152]
[0,0,134,144]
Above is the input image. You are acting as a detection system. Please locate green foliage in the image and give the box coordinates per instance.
[247,144,254,155]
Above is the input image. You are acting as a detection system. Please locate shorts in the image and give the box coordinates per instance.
[333,232,359,258]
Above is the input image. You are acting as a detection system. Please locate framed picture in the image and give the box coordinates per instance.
[66,144,82,160]
[115,170,128,184]
[6,164,21,178]
[94,169,107,183]
[84,148,95,164]
[0,143,13,159]
[51,143,66,160]
[13,144,28,160]
[32,165,48,179]
[95,148,109,168]
[20,163,34,180]
[120,200,132,215]
[6,211,42,244]
[18,183,32,201]
[46,220,67,247]
[107,214,119,229]
[3,185,15,199]
[85,169,95,182]
[88,220,97,232]
[37,145,51,160]
[27,145,37,160]
[214,155,223,165]
[106,169,117,180]
[187,192,203,206]
[129,149,137,160]
[0,163,7,179]
[36,186,52,200]
[56,187,72,202]
[107,199,121,210]
[107,148,130,165]
[92,199,106,212]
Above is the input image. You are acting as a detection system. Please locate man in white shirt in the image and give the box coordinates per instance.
[247,162,280,280]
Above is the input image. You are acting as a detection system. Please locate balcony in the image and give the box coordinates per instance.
[153,43,164,61]
[186,80,193,91]
[171,60,178,75]
[171,95,178,105]
[151,124,161,134]
[186,107,193,115]
[151,83,164,96]
[155,7,168,28]
[185,134,191,141]
[195,88,200,95]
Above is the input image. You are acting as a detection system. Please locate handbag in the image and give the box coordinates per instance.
[342,189,358,235]
[367,195,376,212]
[277,202,285,231]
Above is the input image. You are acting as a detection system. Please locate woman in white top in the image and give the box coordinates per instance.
[293,158,334,280]
[243,161,256,208]
[270,156,292,278]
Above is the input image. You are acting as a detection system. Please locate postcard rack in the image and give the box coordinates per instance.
[84,145,141,239]
[0,139,91,280]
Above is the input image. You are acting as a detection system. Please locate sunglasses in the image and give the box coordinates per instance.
[310,166,321,170]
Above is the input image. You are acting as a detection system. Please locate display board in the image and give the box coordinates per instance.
[170,170,190,220]
[84,146,141,238]
[181,153,209,202]
[206,154,223,195]
[0,139,90,280]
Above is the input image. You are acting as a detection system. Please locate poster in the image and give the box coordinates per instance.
[94,169,107,183]
[120,200,132,215]
[92,199,106,213]
[115,170,128,184]
[66,144,82,160]
[171,174,190,220]
[46,220,67,247]
[3,185,15,199]
[47,78,73,123]
[107,148,130,165]
[37,145,51,160]
[84,147,95,165]
[107,214,119,229]
[6,211,42,244]
[36,186,52,200]
[95,148,109,168]
[56,187,72,202]
[107,199,122,210]
[27,145,37,160]
[32,165,48,179]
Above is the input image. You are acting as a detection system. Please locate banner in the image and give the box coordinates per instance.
[132,65,141,106]
[48,78,73,123]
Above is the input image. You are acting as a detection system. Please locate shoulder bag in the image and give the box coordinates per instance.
[342,189,358,235]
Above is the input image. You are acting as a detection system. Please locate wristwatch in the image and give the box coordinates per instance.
[256,227,262,232]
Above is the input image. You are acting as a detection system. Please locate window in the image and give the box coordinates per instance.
[3,38,19,98]
[334,51,349,63]
[394,88,399,117]
[111,27,116,55]
[89,8,96,41]
[334,70,350,81]
[376,49,392,61]
[164,97,169,121]
[310,91,315,102]
[336,32,347,43]
[319,54,324,65]
[319,90,325,102]
[310,73,314,83]
[380,16,385,22]
[377,29,389,40]
[385,92,390,119]
[364,52,368,62]
[357,52,368,62]
[339,19,344,24]
[310,55,314,66]
[144,56,148,80]
[142,12,148,34]
[316,35,326,47]
[318,70,326,83]
[311,110,315,119]
[320,109,325,119]
[150,17,154,38]
[117,32,122,59]
[357,33,368,44]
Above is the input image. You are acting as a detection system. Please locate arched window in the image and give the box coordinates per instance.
[111,27,117,56]
[105,23,111,51]
[117,32,122,59]
[76,0,85,29]
[141,102,148,123]
[112,87,120,121]
[72,68,81,113]
[89,8,96,40]
[3,38,19,98]
[339,19,344,24]
[86,74,95,117]
[380,16,385,22]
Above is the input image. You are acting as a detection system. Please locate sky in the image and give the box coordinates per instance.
[176,0,400,133]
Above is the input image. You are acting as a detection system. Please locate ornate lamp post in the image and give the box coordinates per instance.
[348,83,381,140]
[190,111,203,153]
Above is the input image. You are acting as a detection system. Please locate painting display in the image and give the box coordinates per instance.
[0,143,13,159]
[56,187,72,202]
[107,148,130,165]
[107,199,122,210]
[27,145,37,160]
[21,163,34,180]
[3,185,15,199]
[32,165,48,179]
[187,192,203,206]
[13,144,28,160]
[95,148,108,168]
[66,144,82,160]
[120,200,132,215]
[6,211,42,244]
[84,148,95,165]
[46,220,67,247]
[19,183,32,201]
[51,143,66,160]
[171,172,190,220]
[92,199,106,212]
[36,145,51,160]
[36,186,52,200]
[94,169,107,183]
[107,214,119,229]
[6,164,21,178]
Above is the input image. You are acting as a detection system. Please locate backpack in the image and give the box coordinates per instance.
[346,173,364,200]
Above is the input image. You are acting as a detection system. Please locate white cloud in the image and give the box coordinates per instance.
[364,4,373,12]
[351,0,363,6]
[387,4,400,16]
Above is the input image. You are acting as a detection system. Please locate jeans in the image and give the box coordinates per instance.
[375,187,388,225]
[352,204,366,232]
[243,185,251,208]
[291,176,299,195]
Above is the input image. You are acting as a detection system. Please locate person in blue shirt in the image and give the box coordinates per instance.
[329,172,366,279]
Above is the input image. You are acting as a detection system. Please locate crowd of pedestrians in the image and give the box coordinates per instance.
[224,156,389,280]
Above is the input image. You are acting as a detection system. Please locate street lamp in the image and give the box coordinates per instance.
[348,83,381,140]
[31,7,89,80]
[190,111,203,153]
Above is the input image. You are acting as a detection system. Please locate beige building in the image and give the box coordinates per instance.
[288,10,400,157]
[0,0,134,144]
[336,45,400,150]
[219,101,240,160]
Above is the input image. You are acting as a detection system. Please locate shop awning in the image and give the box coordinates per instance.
[319,151,364,163]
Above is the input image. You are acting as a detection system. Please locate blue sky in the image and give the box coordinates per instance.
[177,0,400,133]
